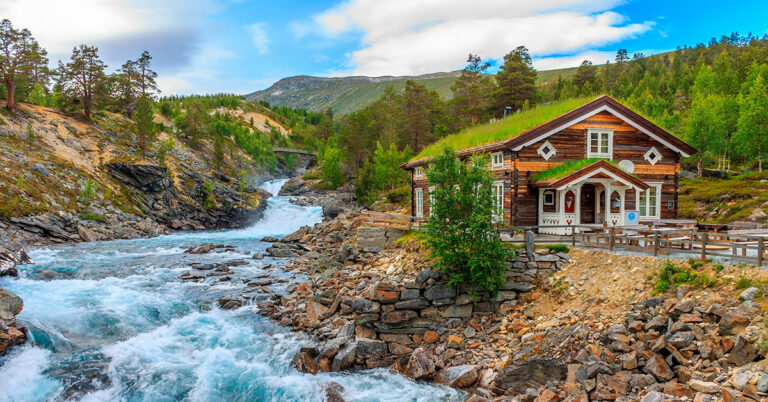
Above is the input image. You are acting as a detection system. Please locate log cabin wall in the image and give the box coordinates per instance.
[512,111,680,225]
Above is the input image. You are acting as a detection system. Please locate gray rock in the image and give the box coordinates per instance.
[400,288,420,300]
[667,331,694,348]
[732,369,751,390]
[31,163,49,176]
[756,373,768,393]
[331,343,356,371]
[424,283,456,300]
[437,365,479,388]
[640,391,665,402]
[355,338,387,358]
[500,281,533,292]
[404,347,436,380]
[394,299,430,310]
[740,287,760,301]
[442,304,473,318]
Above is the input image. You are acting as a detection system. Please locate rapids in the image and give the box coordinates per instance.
[0,180,462,402]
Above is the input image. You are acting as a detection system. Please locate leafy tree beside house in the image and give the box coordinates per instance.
[424,148,508,293]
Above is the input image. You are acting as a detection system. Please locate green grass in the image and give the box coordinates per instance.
[414,97,593,160]
[531,158,605,182]
[678,172,768,223]
[652,259,717,295]
[79,212,106,223]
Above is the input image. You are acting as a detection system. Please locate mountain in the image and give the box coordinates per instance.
[246,66,581,116]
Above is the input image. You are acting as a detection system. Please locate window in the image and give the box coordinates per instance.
[428,186,435,209]
[638,183,662,219]
[587,128,613,159]
[414,167,424,179]
[492,181,504,221]
[537,141,557,160]
[644,147,662,165]
[543,190,555,206]
[491,152,504,168]
[415,188,423,217]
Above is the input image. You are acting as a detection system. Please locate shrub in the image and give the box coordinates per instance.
[321,145,344,188]
[424,147,508,293]
[735,277,753,289]
[202,180,216,209]
[385,185,411,205]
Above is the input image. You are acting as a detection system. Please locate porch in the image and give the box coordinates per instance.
[531,160,650,235]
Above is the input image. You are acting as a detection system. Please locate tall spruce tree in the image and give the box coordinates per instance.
[134,94,155,159]
[451,54,493,126]
[492,46,537,116]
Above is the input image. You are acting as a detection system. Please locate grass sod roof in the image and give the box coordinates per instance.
[413,97,594,161]
[530,158,609,182]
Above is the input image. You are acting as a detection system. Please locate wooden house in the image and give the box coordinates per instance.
[401,95,697,234]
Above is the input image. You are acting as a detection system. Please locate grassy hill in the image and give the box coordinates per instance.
[246,66,582,116]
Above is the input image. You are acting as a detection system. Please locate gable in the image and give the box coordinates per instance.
[506,96,696,157]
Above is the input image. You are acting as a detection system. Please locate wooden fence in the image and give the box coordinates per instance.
[357,212,768,266]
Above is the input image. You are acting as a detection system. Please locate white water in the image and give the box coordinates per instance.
[0,179,462,402]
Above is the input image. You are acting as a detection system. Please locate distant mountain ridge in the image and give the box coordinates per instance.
[245,66,582,116]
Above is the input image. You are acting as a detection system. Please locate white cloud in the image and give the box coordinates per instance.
[532,51,616,71]
[310,0,654,76]
[247,22,271,54]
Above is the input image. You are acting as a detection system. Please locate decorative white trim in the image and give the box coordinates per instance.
[491,152,504,168]
[554,167,643,191]
[537,141,557,160]
[511,105,692,157]
[587,128,613,159]
[644,147,662,165]
[414,167,423,179]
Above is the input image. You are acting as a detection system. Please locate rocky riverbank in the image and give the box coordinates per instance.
[237,204,768,400]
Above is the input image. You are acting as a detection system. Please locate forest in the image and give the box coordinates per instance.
[1,14,768,206]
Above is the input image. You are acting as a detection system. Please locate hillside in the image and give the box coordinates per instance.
[246,66,581,116]
[0,100,299,248]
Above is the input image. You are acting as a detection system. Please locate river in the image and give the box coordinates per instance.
[0,179,462,402]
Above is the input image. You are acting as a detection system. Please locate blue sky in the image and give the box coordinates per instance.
[2,0,767,95]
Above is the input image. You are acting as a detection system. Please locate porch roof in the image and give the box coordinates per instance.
[530,160,650,191]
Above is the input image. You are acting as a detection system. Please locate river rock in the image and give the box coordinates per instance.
[404,347,436,380]
[291,347,319,374]
[0,287,26,355]
[325,382,345,402]
[184,243,235,254]
[437,365,479,388]
[332,343,356,371]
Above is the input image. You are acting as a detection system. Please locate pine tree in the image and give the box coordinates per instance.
[0,19,47,112]
[57,45,107,120]
[451,54,493,126]
[134,94,155,159]
[492,46,538,116]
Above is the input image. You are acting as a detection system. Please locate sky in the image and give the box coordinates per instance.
[1,0,767,96]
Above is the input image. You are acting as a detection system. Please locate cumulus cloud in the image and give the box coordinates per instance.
[0,0,211,69]
[247,22,271,54]
[310,0,654,76]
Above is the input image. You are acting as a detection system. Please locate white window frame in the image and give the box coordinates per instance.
[537,140,557,161]
[587,128,613,159]
[428,186,435,210]
[543,190,556,206]
[414,167,424,179]
[491,152,504,168]
[637,182,662,219]
[492,181,504,222]
[415,188,423,217]
[644,147,662,165]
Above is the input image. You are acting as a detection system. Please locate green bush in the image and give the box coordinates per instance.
[424,148,508,293]
[385,185,411,205]
[652,259,716,295]
[735,277,753,289]
[321,144,344,188]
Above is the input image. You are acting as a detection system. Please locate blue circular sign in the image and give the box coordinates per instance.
[628,212,636,220]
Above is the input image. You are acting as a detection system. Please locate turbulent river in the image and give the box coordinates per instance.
[0,179,462,402]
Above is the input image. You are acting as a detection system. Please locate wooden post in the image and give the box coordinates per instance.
[571,228,577,247]
[609,227,615,252]
[653,232,660,256]
[758,237,764,267]
[700,232,708,261]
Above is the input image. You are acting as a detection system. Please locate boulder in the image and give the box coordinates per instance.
[291,347,319,374]
[437,365,479,388]
[593,373,627,400]
[404,347,436,380]
[719,309,751,335]
[689,379,719,394]
[332,343,356,371]
[325,382,345,402]
[355,338,387,359]
[424,283,456,301]
[493,359,566,396]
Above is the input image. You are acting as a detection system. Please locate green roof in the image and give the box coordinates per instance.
[413,97,593,160]
[531,158,606,182]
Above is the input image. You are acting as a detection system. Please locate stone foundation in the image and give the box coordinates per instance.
[325,247,570,369]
